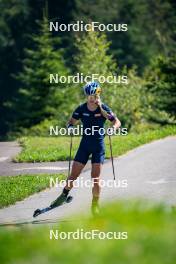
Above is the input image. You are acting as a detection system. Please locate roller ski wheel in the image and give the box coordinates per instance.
[66,195,73,203]
[33,208,42,218]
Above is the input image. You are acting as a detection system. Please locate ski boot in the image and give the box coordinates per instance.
[50,193,72,208]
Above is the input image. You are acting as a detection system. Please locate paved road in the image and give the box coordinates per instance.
[0,141,21,162]
[0,141,93,176]
[0,136,175,225]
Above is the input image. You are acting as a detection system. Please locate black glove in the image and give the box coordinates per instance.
[67,124,74,135]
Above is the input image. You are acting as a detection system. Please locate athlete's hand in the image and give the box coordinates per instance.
[107,126,115,136]
[67,124,74,135]
[95,95,102,107]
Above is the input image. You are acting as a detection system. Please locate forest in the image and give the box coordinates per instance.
[0,0,175,138]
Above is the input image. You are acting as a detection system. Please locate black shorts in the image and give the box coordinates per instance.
[74,138,105,164]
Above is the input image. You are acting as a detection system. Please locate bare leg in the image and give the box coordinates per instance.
[65,161,85,190]
[91,163,102,215]
[50,161,85,207]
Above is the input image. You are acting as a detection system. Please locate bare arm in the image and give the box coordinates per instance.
[111,117,121,129]
[96,95,121,129]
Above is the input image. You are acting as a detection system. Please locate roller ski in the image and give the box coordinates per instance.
[33,132,74,218]
[33,193,73,218]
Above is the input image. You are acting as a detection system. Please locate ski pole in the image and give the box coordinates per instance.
[95,97,116,180]
[108,134,116,181]
[68,133,73,178]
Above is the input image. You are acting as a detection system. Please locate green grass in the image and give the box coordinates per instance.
[0,174,64,208]
[15,125,176,162]
[0,200,175,264]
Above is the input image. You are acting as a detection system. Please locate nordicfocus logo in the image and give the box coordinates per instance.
[49,126,128,136]
[49,21,128,32]
[49,177,128,189]
[49,73,128,85]
[50,229,128,240]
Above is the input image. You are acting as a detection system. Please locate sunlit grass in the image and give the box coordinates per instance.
[14,125,176,162]
[0,174,64,208]
[0,200,175,264]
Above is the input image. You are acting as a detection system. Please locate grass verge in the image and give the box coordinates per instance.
[0,200,175,264]
[0,174,64,208]
[15,125,176,162]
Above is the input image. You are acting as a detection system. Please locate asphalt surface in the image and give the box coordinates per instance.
[0,141,21,162]
[0,136,175,225]
[0,141,93,176]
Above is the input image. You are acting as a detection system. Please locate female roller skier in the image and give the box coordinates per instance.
[50,81,121,215]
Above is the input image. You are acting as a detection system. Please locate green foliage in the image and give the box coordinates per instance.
[74,30,146,129]
[12,13,69,130]
[145,55,176,124]
[74,0,176,70]
[14,125,176,162]
[0,200,176,264]
[75,30,116,76]
[23,118,59,137]
[0,174,64,208]
[0,0,30,137]
[110,69,146,129]
[0,1,176,138]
